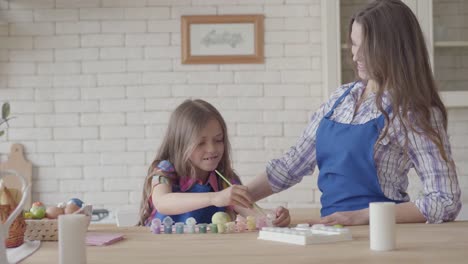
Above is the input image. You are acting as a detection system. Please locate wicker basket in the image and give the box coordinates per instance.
[0,184,26,248]
[24,204,92,241]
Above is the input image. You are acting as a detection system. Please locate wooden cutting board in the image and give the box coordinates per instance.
[0,143,32,209]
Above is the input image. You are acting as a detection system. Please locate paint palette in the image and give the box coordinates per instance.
[258,224,352,245]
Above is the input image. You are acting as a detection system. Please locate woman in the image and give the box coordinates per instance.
[247,0,461,226]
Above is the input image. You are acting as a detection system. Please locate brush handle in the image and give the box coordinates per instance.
[214,170,266,216]
[214,170,232,187]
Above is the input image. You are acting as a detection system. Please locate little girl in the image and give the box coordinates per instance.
[138,99,288,226]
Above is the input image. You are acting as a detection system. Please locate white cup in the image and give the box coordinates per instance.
[369,202,396,251]
[59,214,88,264]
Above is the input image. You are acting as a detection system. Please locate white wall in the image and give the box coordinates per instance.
[0,0,466,216]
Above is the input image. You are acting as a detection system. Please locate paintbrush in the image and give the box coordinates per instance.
[214,169,266,216]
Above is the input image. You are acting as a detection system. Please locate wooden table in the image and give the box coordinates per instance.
[22,209,468,264]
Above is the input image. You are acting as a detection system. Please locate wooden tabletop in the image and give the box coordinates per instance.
[22,209,468,264]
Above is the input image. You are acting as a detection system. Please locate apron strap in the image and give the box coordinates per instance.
[324,82,358,118]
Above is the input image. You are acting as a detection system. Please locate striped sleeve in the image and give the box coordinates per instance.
[407,108,461,223]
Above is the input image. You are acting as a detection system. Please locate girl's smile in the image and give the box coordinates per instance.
[203,155,219,161]
[201,154,221,169]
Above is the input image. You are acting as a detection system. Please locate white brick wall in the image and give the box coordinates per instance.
[0,0,466,216]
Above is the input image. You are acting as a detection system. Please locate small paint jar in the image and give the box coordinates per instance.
[256,216,267,229]
[185,217,197,233]
[175,222,184,234]
[150,219,161,234]
[225,222,236,233]
[236,222,247,232]
[247,216,256,231]
[151,225,160,234]
[186,224,196,233]
[266,212,275,227]
[217,223,226,234]
[198,223,207,233]
[162,216,174,234]
[210,223,218,233]
[164,224,172,234]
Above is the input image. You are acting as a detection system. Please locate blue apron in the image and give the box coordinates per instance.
[154,183,225,224]
[316,83,399,217]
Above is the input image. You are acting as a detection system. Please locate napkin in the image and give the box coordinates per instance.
[86,232,124,246]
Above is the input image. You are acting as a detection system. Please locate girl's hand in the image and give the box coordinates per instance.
[211,185,253,208]
[317,208,369,226]
[273,206,291,227]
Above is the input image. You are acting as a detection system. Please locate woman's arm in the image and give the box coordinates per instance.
[394,202,426,223]
[251,84,353,195]
[406,108,461,223]
[232,173,272,219]
[313,201,425,226]
[246,171,273,201]
[152,182,253,215]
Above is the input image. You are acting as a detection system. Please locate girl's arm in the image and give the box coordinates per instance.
[152,181,253,215]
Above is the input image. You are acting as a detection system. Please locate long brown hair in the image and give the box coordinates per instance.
[138,99,240,225]
[348,0,449,161]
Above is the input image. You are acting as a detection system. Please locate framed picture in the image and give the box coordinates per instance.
[181,15,264,64]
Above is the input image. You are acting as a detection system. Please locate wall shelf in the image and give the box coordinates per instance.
[435,41,468,48]
[440,91,468,108]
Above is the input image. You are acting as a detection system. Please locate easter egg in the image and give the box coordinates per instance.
[32,201,44,208]
[23,212,33,219]
[211,212,231,224]
[46,206,65,219]
[30,201,46,219]
[30,206,46,219]
[65,203,81,214]
[67,198,83,208]
[64,198,84,214]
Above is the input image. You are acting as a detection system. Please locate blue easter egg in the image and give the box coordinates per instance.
[67,198,84,208]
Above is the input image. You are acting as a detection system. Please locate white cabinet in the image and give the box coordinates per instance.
[432,0,468,107]
[321,0,468,107]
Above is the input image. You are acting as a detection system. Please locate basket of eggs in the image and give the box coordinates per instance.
[24,198,92,241]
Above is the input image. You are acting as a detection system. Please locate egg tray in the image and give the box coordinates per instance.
[24,205,92,241]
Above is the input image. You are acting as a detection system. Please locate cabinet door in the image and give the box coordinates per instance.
[433,0,468,91]
[433,0,468,106]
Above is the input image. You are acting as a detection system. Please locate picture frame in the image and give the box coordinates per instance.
[181,15,264,64]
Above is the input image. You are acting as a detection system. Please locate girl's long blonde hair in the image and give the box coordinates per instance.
[138,99,240,225]
[348,0,449,161]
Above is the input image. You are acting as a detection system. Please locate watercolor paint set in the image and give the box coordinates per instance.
[258,224,352,245]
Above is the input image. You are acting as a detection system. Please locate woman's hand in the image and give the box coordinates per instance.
[317,208,369,226]
[272,206,291,227]
[211,185,253,208]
